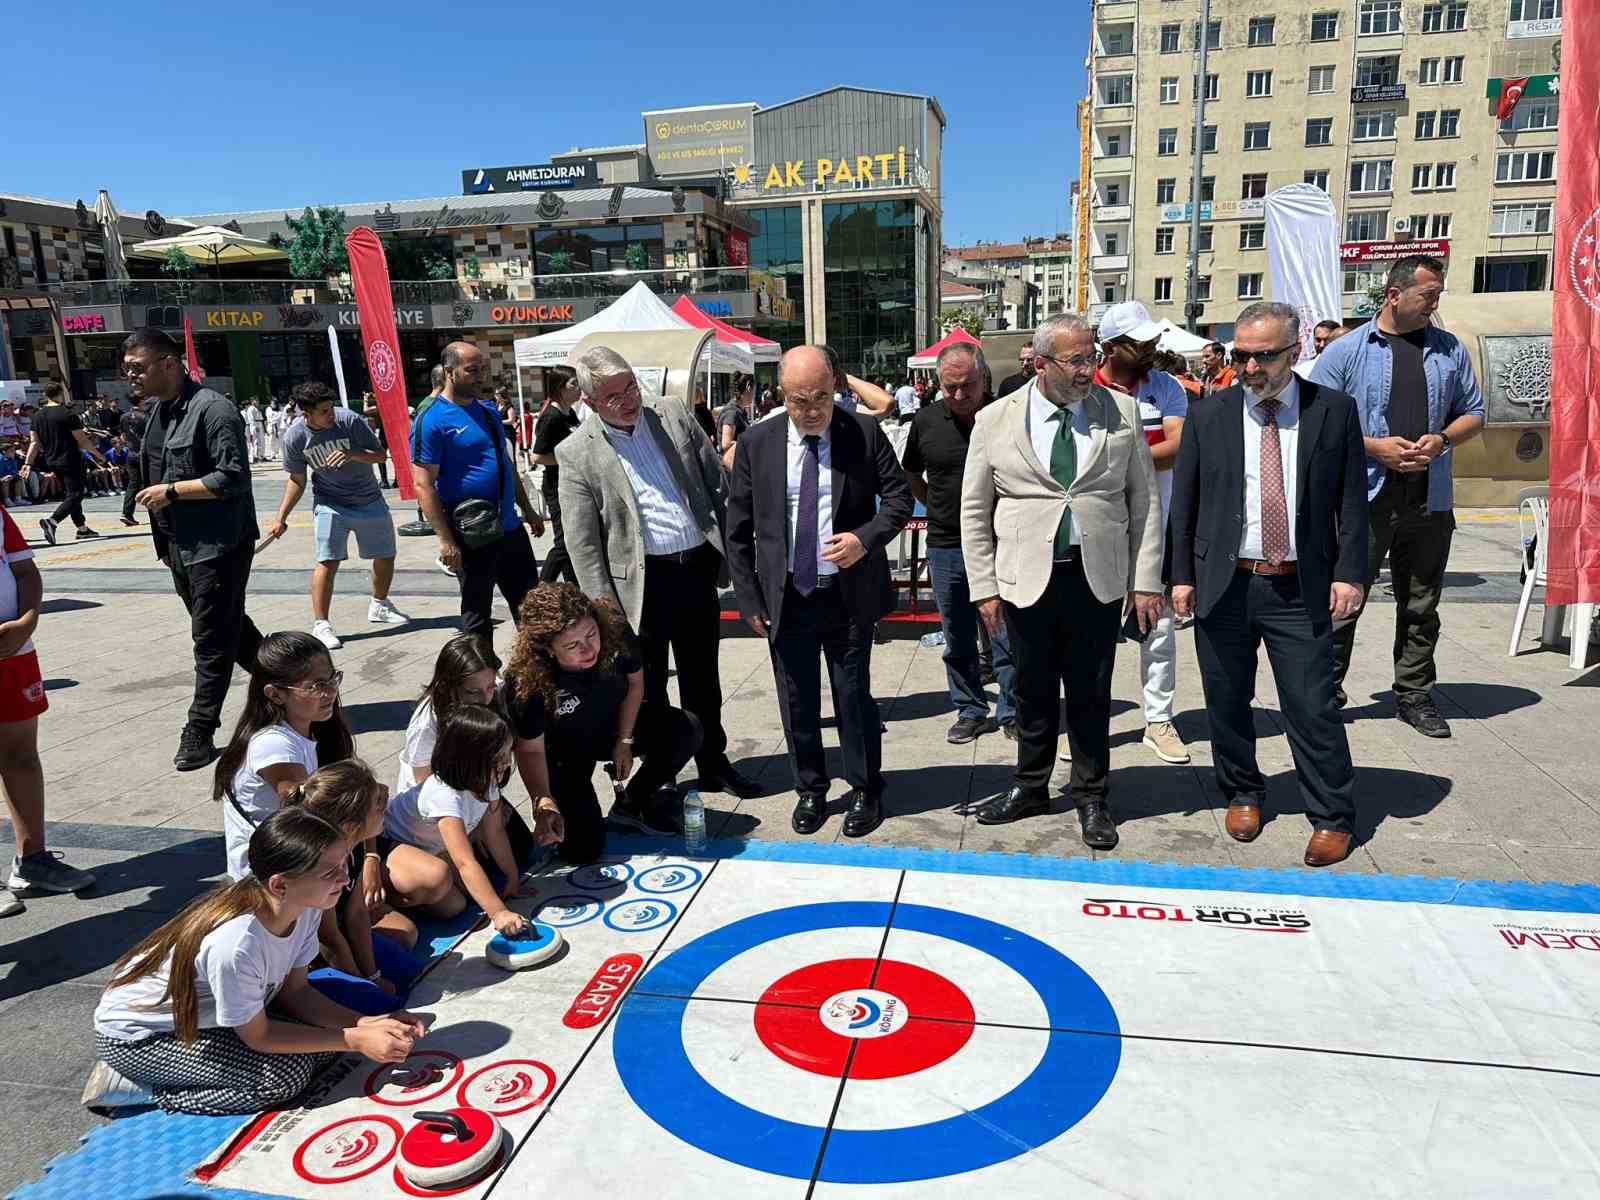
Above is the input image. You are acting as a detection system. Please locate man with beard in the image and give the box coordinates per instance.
[1170,302,1368,866]
[124,329,263,771]
[996,344,1035,398]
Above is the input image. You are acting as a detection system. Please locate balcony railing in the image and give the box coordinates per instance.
[49,266,750,309]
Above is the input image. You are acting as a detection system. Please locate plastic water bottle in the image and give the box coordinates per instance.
[683,787,706,855]
[919,629,946,648]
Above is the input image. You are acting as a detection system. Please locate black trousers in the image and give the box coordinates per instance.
[1004,556,1121,799]
[537,489,577,585]
[457,524,539,640]
[47,457,88,527]
[770,579,883,798]
[168,539,265,736]
[638,544,728,773]
[122,455,145,521]
[1331,472,1455,703]
[547,703,701,863]
[1194,570,1357,833]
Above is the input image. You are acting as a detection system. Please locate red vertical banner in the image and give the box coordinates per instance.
[345,227,416,501]
[182,314,204,382]
[1549,8,1600,606]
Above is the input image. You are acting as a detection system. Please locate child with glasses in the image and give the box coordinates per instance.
[214,632,354,880]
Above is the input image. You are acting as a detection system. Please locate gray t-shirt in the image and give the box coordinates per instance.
[281,408,383,508]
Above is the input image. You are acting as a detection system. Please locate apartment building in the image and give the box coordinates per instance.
[945,236,1072,328]
[1088,0,1562,336]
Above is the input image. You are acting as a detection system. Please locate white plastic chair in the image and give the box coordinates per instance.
[1509,486,1597,668]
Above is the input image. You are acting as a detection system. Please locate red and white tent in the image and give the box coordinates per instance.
[908,325,983,369]
[669,295,781,364]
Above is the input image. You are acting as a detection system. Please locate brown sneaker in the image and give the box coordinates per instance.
[1304,829,1354,867]
[1225,803,1262,842]
[1142,721,1190,764]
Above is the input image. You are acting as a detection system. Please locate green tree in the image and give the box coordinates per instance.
[160,247,195,278]
[282,205,349,278]
[941,307,985,337]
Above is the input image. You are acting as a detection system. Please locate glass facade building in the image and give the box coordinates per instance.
[821,200,918,380]
[748,204,806,352]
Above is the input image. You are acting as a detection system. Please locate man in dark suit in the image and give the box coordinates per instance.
[726,346,913,838]
[1170,301,1369,867]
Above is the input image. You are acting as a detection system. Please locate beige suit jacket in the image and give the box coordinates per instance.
[960,381,1163,608]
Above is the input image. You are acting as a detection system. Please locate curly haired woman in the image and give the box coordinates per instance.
[504,583,701,862]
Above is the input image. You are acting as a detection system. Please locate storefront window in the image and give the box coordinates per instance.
[534,223,664,289]
[822,200,918,379]
[748,204,806,353]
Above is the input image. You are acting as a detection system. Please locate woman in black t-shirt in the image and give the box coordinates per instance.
[532,370,581,585]
[504,583,701,862]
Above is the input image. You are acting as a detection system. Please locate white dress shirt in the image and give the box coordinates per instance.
[1025,383,1091,548]
[601,418,705,556]
[785,418,837,577]
[1239,377,1300,561]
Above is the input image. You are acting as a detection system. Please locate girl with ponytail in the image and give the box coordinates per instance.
[93,808,425,1116]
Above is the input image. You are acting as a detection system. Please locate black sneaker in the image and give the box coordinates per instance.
[1002,722,1020,742]
[946,715,998,744]
[174,725,221,772]
[1397,697,1451,739]
[39,518,57,545]
[76,526,100,539]
[609,789,681,836]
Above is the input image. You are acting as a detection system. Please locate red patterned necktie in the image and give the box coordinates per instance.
[1258,399,1289,564]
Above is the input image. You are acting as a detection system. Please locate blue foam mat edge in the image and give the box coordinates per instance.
[13,838,1597,1200]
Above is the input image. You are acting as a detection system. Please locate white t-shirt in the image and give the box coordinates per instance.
[1130,370,1191,518]
[0,509,37,658]
[94,907,322,1043]
[396,700,438,793]
[384,775,496,855]
[895,385,918,416]
[225,725,319,880]
[243,406,262,431]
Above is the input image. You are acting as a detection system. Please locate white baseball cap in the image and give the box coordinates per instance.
[1097,301,1164,344]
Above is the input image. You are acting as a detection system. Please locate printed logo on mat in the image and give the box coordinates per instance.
[819,989,907,1039]
[363,1050,463,1106]
[564,953,644,1028]
[293,1115,403,1184]
[1081,897,1311,932]
[458,1059,557,1116]
[1495,922,1600,951]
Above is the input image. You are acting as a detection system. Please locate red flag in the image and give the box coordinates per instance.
[182,315,204,383]
[1496,76,1530,122]
[344,227,416,501]
[1549,26,1600,606]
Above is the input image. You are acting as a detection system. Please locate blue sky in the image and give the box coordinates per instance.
[15,1,1082,246]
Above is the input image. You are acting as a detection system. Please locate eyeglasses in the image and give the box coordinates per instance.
[1038,352,1101,371]
[122,355,175,378]
[284,671,343,698]
[1108,337,1160,355]
[783,389,833,410]
[1229,345,1296,366]
[598,381,641,405]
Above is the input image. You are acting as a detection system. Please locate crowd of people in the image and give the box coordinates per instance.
[0,253,1488,1119]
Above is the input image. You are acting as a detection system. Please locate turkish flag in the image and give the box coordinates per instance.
[1548,21,1600,606]
[345,227,416,501]
[1496,77,1530,122]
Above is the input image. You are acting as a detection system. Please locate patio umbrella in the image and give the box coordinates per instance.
[126,224,286,275]
[92,190,129,283]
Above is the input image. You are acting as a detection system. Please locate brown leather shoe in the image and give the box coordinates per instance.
[1225,803,1261,843]
[1304,829,1354,867]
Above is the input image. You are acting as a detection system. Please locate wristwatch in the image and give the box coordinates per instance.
[165,483,179,503]
[1438,432,1452,455]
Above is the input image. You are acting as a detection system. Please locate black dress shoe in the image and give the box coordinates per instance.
[946,715,997,744]
[974,785,1050,825]
[701,761,761,798]
[173,724,220,772]
[791,793,827,835]
[841,789,883,838]
[1397,697,1451,738]
[1078,800,1119,850]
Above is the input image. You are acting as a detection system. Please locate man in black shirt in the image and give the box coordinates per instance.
[118,396,148,526]
[124,328,264,771]
[532,369,582,585]
[996,345,1035,398]
[903,343,1014,743]
[21,383,108,544]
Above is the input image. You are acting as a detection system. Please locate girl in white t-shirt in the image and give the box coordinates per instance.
[383,704,528,937]
[396,634,500,792]
[92,807,426,1115]
[214,632,354,880]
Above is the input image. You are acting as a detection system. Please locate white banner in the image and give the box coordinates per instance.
[328,324,350,409]
[1263,184,1343,360]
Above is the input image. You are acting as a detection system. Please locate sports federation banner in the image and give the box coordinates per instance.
[345,227,416,501]
[1547,2,1600,606]
[1263,185,1342,362]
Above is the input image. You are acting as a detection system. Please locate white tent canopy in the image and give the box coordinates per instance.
[512,281,752,372]
[1156,320,1212,356]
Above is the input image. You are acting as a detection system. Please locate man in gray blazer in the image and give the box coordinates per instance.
[557,345,757,799]
[960,313,1165,848]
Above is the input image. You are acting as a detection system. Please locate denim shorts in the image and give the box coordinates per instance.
[313,500,397,563]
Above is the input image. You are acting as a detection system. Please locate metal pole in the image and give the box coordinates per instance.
[1185,0,1212,333]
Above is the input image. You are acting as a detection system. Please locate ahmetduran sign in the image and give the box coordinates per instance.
[1340,238,1450,265]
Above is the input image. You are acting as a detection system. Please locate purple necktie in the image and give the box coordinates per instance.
[794,435,819,595]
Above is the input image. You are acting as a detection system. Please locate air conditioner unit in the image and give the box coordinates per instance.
[1392,216,1412,236]
[1118,273,1128,286]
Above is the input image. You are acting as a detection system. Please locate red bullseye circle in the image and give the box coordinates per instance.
[752,958,975,1080]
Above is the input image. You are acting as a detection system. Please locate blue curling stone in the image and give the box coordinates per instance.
[485,920,564,970]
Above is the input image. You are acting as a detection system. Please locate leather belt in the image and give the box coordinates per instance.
[1238,557,1297,576]
[787,571,838,589]
[645,546,704,565]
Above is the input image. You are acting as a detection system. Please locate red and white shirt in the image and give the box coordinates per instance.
[0,508,36,656]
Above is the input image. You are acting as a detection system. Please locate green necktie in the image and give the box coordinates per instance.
[1048,406,1077,558]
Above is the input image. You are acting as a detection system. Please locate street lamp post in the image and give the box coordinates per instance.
[1185,0,1212,334]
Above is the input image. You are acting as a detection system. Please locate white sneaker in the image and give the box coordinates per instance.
[1142,721,1191,764]
[435,555,458,578]
[368,598,410,625]
[0,888,22,917]
[311,619,342,650]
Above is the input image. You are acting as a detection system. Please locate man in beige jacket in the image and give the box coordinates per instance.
[960,313,1165,849]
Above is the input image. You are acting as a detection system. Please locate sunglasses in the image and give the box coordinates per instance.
[1229,345,1296,366]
